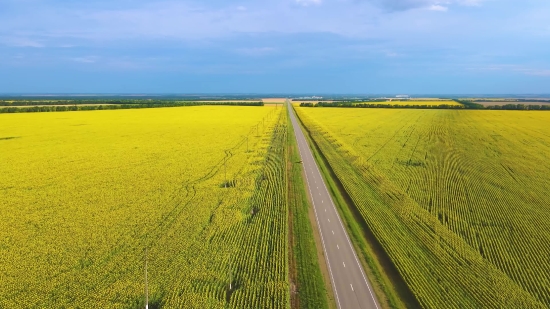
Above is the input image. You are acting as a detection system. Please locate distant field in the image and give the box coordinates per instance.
[0,100,263,106]
[406,98,447,101]
[195,100,261,103]
[363,100,461,106]
[292,100,334,104]
[295,107,550,308]
[475,101,550,106]
[0,106,289,308]
[262,98,286,103]
[8,104,117,108]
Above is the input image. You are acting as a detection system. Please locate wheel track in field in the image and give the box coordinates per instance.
[44,108,283,305]
[141,108,281,251]
[166,107,288,308]
[145,106,281,243]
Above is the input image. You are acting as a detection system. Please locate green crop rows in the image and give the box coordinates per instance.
[286,107,331,309]
[295,107,550,308]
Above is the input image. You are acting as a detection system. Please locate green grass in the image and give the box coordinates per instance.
[286,105,331,309]
[295,107,550,308]
[292,105,419,309]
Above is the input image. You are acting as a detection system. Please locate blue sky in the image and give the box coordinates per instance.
[1,0,549,94]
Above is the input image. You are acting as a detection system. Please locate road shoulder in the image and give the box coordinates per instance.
[287,104,333,309]
[292,104,417,309]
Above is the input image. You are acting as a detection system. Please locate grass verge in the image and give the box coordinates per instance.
[286,105,332,309]
[292,106,421,309]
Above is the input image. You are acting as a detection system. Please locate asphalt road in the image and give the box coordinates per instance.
[288,100,380,309]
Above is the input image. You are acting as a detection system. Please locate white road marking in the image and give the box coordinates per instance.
[325,209,327,212]
[289,101,379,309]
[297,114,381,309]
[293,116,343,309]
[322,200,324,203]
[343,262,346,267]
[328,218,330,222]
[337,244,340,249]
[332,230,335,235]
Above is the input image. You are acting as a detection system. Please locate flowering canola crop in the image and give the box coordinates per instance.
[0,105,289,308]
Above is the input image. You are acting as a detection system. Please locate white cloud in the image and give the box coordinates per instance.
[518,68,550,77]
[368,0,484,11]
[235,47,276,56]
[468,64,550,77]
[295,0,322,6]
[429,4,448,11]
[71,56,98,63]
[457,0,483,6]
[2,37,44,48]
[0,0,542,51]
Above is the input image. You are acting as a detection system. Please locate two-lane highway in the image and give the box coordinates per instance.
[288,100,380,309]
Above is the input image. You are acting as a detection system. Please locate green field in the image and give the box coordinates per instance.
[286,108,331,309]
[295,107,550,308]
[0,106,292,308]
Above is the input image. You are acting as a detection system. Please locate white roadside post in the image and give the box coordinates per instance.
[145,248,148,309]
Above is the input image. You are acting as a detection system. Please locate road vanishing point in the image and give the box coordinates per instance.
[288,100,381,309]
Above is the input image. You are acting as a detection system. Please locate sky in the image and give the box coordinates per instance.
[1,0,549,94]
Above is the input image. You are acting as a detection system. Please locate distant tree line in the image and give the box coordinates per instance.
[474,99,550,103]
[455,100,550,110]
[0,99,263,106]
[334,99,403,103]
[300,102,464,109]
[299,100,550,110]
[0,101,264,114]
[0,99,169,106]
[484,104,550,110]
[452,100,484,109]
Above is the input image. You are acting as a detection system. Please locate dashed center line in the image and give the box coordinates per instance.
[290,105,380,309]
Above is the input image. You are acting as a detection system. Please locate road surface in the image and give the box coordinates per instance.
[288,100,380,309]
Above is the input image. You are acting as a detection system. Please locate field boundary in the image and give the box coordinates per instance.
[286,105,333,309]
[0,101,264,114]
[292,105,421,309]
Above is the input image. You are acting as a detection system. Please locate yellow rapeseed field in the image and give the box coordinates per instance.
[0,105,289,308]
[295,107,550,308]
